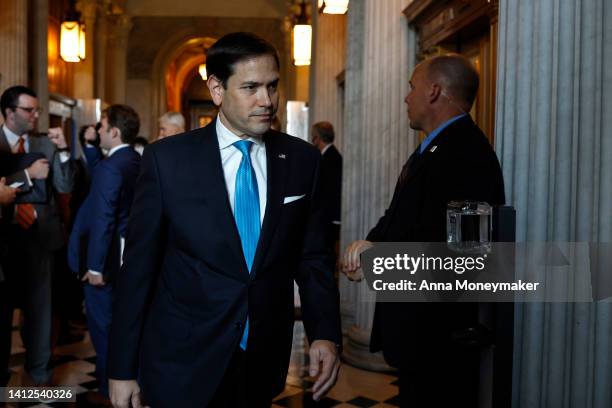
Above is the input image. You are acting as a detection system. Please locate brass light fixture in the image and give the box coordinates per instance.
[318,0,349,14]
[198,44,207,80]
[198,64,207,81]
[60,0,86,62]
[292,0,312,66]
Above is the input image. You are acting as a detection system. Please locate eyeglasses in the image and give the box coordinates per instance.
[15,106,43,114]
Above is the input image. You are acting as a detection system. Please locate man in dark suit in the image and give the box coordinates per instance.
[0,85,75,387]
[67,105,141,404]
[311,121,342,247]
[342,55,506,407]
[108,32,342,408]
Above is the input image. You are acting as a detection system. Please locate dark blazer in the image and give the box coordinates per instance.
[67,146,141,280]
[0,151,31,280]
[0,128,75,251]
[319,144,342,233]
[366,116,505,367]
[108,122,342,407]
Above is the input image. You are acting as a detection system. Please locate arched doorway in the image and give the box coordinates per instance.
[150,33,217,138]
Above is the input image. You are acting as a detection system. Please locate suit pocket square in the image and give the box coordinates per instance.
[283,194,306,204]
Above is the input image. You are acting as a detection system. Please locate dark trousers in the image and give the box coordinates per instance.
[0,280,12,387]
[0,236,53,385]
[208,348,272,408]
[83,283,113,397]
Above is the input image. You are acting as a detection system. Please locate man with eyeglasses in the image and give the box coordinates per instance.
[0,85,75,389]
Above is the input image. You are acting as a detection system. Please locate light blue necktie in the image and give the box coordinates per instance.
[233,140,261,350]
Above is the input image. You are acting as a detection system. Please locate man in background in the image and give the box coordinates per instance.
[311,121,342,249]
[342,55,505,407]
[0,85,75,388]
[68,105,141,406]
[157,111,185,140]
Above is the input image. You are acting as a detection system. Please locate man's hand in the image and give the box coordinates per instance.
[341,240,373,281]
[0,178,18,205]
[109,379,146,408]
[26,158,50,180]
[48,127,68,149]
[81,271,105,286]
[309,340,340,401]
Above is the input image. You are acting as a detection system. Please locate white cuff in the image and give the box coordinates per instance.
[24,169,33,187]
[59,151,70,163]
[87,270,102,276]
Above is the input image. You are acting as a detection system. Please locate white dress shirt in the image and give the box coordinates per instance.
[2,124,70,163]
[2,125,33,187]
[216,116,267,225]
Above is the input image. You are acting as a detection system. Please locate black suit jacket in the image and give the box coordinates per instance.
[108,122,342,407]
[366,116,505,367]
[319,145,342,240]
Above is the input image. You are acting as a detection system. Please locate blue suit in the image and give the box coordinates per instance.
[68,145,140,396]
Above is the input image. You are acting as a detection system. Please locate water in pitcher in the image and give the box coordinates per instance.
[447,201,492,253]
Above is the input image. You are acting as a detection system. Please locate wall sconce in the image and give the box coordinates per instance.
[198,64,207,81]
[198,45,207,80]
[292,0,311,66]
[60,1,85,62]
[318,0,349,14]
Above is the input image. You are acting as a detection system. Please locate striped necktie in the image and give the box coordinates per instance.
[15,136,35,229]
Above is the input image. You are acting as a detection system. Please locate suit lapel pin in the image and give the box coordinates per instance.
[278,154,286,159]
[429,145,438,153]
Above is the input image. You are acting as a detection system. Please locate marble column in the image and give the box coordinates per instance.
[94,1,108,101]
[308,6,347,149]
[0,0,28,106]
[496,0,612,406]
[32,0,49,131]
[74,0,97,99]
[105,14,132,104]
[340,0,418,371]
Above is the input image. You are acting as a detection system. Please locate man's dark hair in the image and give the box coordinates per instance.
[206,32,280,88]
[312,121,335,144]
[0,85,37,119]
[102,104,140,144]
[133,136,149,147]
[78,124,100,147]
[426,54,480,109]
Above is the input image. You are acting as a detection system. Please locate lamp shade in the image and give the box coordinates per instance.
[292,24,312,66]
[60,20,85,62]
[199,63,207,80]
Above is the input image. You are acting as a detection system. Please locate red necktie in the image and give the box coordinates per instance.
[15,137,35,229]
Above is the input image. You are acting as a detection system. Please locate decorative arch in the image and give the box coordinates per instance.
[150,30,217,135]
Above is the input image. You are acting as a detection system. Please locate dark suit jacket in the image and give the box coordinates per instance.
[320,144,342,240]
[108,122,342,407]
[0,151,31,280]
[366,116,505,367]
[67,146,141,280]
[0,128,75,252]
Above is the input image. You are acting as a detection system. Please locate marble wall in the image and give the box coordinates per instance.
[336,0,418,370]
[495,0,612,406]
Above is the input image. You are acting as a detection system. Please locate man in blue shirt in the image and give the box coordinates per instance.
[342,54,506,407]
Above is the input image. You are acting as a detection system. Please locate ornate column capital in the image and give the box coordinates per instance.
[107,13,132,48]
[76,0,97,21]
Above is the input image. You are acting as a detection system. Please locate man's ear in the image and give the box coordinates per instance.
[429,83,442,104]
[207,75,224,107]
[112,127,122,142]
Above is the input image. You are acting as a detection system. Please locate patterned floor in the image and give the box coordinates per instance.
[4,313,399,407]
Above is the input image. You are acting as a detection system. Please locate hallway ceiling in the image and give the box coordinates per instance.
[125,0,288,18]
